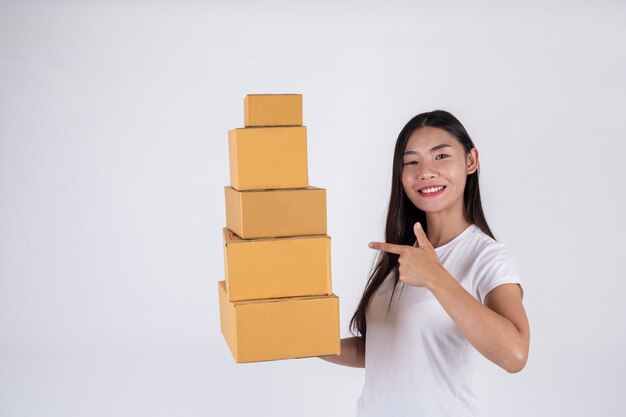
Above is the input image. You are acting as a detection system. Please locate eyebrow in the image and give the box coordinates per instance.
[404,143,452,156]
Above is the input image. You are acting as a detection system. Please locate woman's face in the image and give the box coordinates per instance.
[401,126,478,216]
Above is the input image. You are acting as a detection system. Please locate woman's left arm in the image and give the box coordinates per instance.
[369,222,530,373]
[428,272,530,373]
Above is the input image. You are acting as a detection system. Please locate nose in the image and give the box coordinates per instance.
[417,161,438,179]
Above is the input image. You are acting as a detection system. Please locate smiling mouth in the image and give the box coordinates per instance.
[418,186,446,195]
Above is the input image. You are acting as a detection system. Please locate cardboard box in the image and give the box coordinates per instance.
[218,280,340,363]
[224,186,327,239]
[244,94,303,127]
[223,228,332,301]
[228,126,308,191]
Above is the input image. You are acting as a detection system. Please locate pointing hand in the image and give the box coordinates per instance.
[368,222,444,288]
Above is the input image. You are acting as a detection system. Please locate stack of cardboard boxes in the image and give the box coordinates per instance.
[218,94,341,363]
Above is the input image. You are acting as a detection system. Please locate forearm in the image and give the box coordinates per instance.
[428,267,528,373]
[318,336,365,368]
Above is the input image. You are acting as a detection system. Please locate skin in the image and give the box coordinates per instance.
[320,126,530,373]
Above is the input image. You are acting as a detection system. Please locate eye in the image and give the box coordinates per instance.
[435,154,450,160]
[403,160,418,166]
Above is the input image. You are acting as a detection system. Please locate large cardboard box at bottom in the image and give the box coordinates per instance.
[218,280,340,363]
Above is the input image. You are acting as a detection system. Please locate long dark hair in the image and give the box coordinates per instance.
[349,110,495,345]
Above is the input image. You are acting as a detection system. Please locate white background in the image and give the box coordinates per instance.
[1,1,625,416]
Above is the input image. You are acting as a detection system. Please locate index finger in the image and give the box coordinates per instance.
[368,241,406,255]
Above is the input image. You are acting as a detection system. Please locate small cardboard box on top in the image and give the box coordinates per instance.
[223,228,332,301]
[224,186,327,239]
[228,126,308,191]
[244,94,303,127]
[218,280,340,363]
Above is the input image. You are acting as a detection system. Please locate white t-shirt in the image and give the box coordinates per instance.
[356,223,524,417]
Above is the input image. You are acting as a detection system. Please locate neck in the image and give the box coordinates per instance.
[424,211,472,249]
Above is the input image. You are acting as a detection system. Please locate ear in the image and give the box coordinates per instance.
[466,148,479,175]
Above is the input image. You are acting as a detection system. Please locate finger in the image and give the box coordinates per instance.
[413,222,434,250]
[368,241,406,255]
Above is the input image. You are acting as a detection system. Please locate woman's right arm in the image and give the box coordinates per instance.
[318,336,365,368]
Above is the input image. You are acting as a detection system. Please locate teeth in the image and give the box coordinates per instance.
[420,186,444,194]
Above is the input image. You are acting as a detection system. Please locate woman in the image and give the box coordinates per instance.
[319,110,530,417]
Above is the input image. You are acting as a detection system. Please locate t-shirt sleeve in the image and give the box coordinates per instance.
[472,242,524,304]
